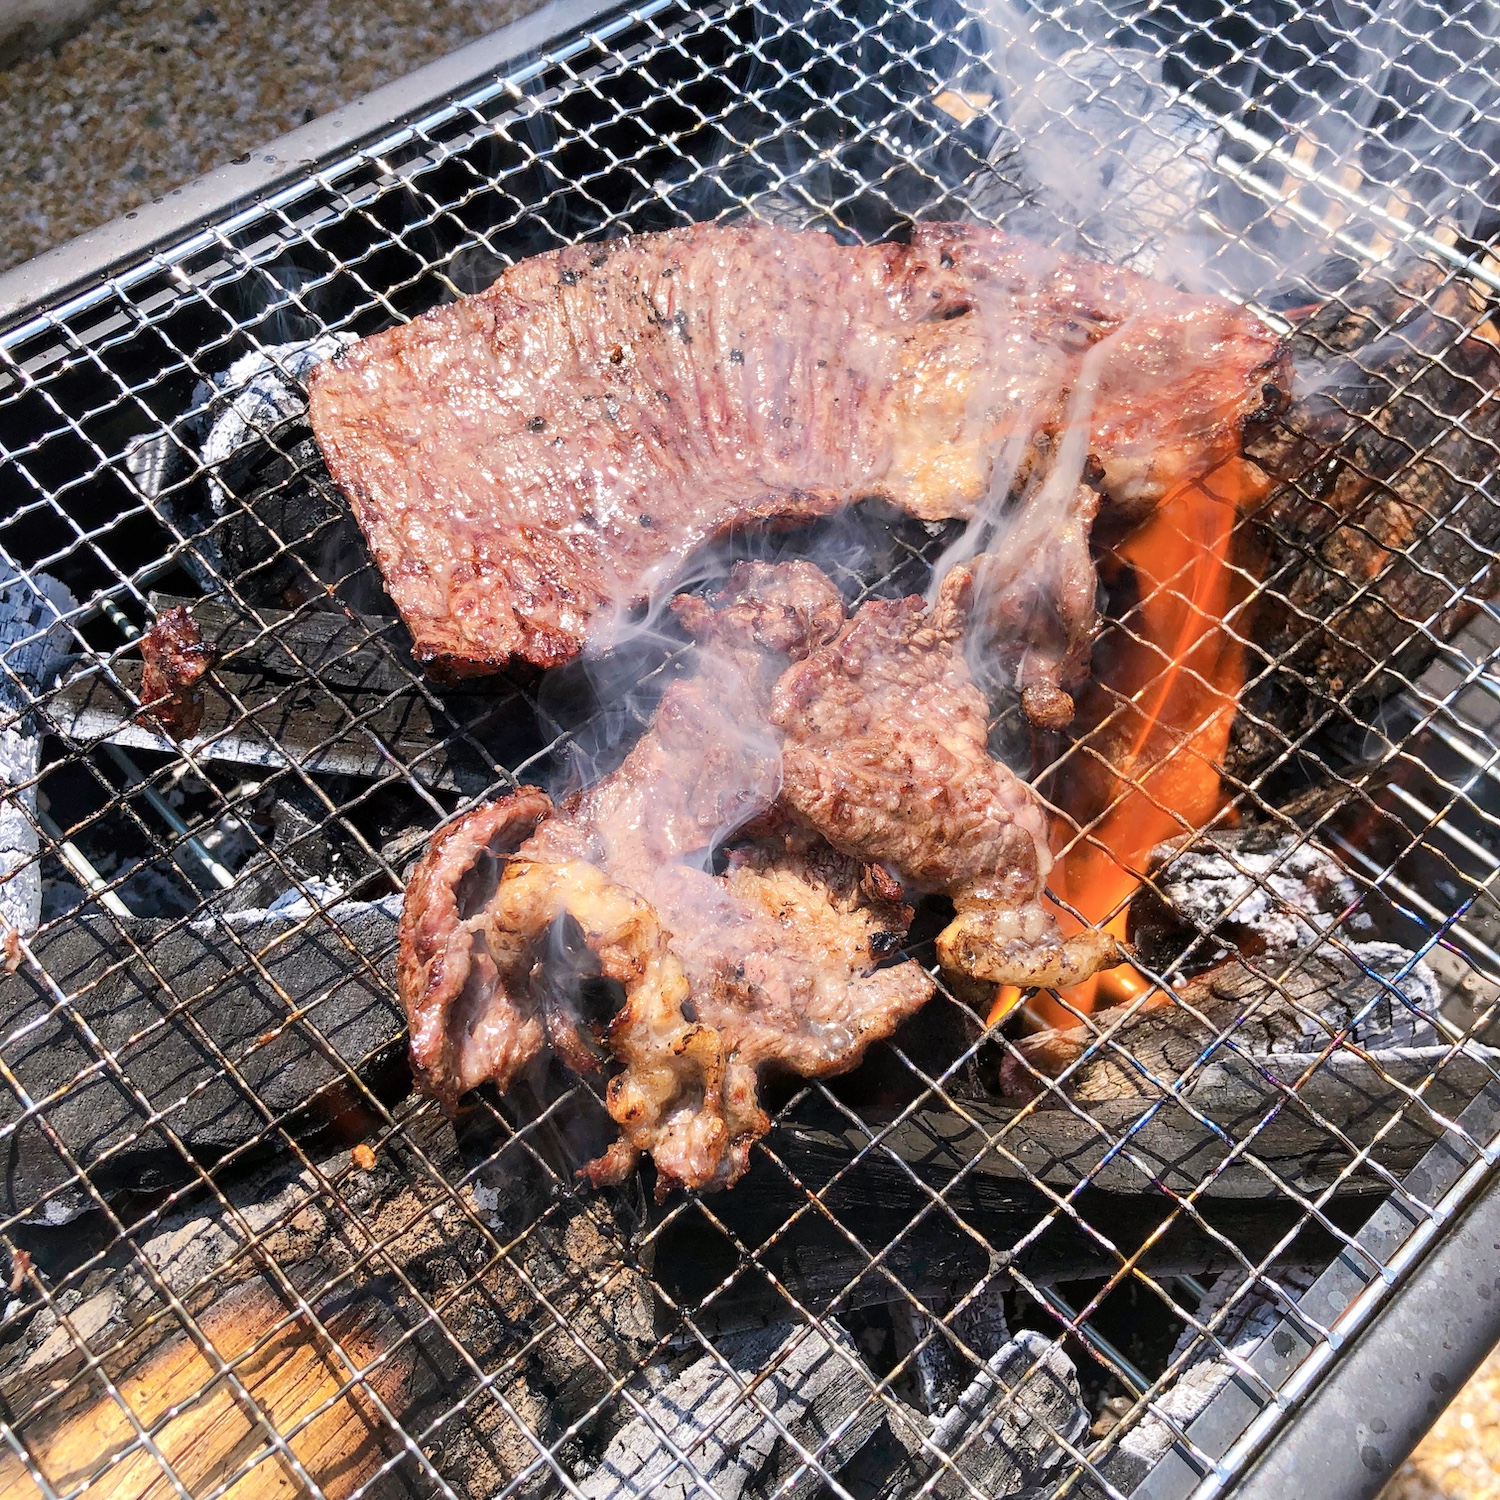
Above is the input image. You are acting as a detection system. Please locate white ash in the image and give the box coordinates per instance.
[580,1321,880,1500]
[926,1328,1088,1493]
[0,566,77,934]
[218,889,401,929]
[199,332,356,510]
[1155,841,1374,952]
[1120,1267,1318,1467]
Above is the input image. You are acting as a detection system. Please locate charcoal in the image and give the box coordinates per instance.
[580,1322,883,1499]
[0,566,75,934]
[1234,262,1500,780]
[1111,1265,1318,1482]
[1001,943,1449,1105]
[878,1330,1089,1500]
[216,778,378,914]
[0,1113,654,1500]
[0,898,405,1217]
[47,594,534,795]
[1128,823,1376,970]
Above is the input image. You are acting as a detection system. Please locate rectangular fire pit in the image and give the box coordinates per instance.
[0,0,1499,1497]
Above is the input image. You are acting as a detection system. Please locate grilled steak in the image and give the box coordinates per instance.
[771,565,1118,989]
[310,222,1286,676]
[398,563,935,1194]
[1233,263,1500,778]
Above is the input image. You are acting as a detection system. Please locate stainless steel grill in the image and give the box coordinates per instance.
[1,0,1499,1496]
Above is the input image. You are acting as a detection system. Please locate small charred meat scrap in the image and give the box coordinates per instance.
[138,606,213,738]
[399,561,1119,1193]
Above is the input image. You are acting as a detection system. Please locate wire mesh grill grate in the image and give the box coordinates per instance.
[0,0,1499,1496]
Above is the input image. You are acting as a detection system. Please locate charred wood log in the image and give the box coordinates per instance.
[0,902,406,1217]
[1234,262,1500,781]
[999,944,1450,1104]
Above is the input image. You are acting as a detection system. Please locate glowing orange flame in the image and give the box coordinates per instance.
[989,458,1269,1030]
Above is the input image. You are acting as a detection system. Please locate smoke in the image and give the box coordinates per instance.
[944,0,1500,314]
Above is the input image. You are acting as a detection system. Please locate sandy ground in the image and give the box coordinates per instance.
[0,0,543,272]
[1381,1345,1500,1499]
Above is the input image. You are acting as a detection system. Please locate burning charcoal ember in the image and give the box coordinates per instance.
[1000,943,1445,1104]
[0,566,75,936]
[50,595,522,794]
[1234,261,1500,780]
[1128,824,1375,969]
[878,1330,1089,1499]
[580,1322,881,1499]
[1111,1266,1318,1483]
[0,898,404,1216]
[136,605,214,738]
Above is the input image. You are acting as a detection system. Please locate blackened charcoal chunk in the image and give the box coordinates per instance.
[211,431,385,614]
[1129,823,1374,971]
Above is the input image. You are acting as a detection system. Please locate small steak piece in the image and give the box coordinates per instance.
[138,606,213,738]
[397,562,935,1194]
[770,567,1117,989]
[967,483,1102,727]
[309,222,1286,676]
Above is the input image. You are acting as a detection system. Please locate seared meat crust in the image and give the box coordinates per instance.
[138,606,213,738]
[397,788,554,1104]
[1234,264,1500,777]
[397,563,934,1193]
[771,567,1117,988]
[310,222,1286,675]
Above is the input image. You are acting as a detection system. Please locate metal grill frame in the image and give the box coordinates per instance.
[0,1,1497,1498]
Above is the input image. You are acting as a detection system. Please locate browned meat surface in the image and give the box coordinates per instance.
[309,221,1286,676]
[966,483,1101,727]
[397,787,553,1102]
[771,567,1118,989]
[398,563,935,1193]
[1234,263,1500,778]
[137,606,213,738]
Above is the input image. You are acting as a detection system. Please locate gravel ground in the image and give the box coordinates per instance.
[1382,1344,1500,1499]
[0,0,544,273]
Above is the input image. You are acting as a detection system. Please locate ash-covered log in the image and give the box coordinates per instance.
[997,939,1469,1111]
[579,1322,883,1499]
[1128,822,1375,970]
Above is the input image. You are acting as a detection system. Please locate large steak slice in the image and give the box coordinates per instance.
[309,221,1285,675]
